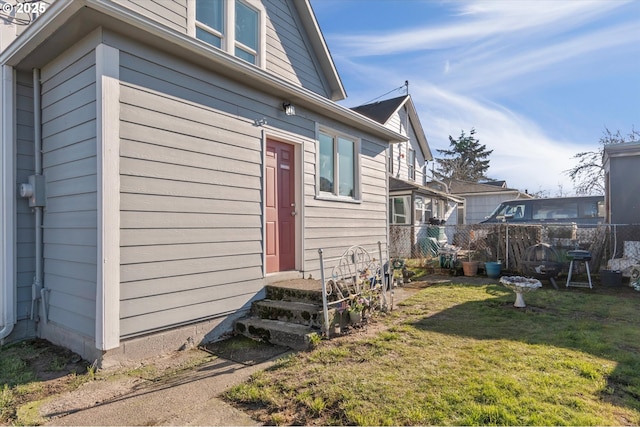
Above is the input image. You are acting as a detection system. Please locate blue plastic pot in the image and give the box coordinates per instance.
[485,262,502,279]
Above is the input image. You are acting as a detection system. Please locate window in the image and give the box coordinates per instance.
[388,144,394,174]
[318,129,359,199]
[235,1,258,63]
[407,148,416,181]
[195,0,262,66]
[390,196,411,224]
[196,0,224,48]
[415,196,432,224]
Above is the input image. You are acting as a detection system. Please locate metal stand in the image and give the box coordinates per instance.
[566,250,593,289]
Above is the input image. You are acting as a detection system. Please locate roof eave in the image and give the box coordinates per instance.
[293,0,347,101]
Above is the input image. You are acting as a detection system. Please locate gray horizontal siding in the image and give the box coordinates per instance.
[15,71,35,322]
[264,0,329,97]
[112,0,187,33]
[41,46,98,338]
[302,136,389,275]
[118,76,265,337]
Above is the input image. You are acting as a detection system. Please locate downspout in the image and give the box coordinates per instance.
[1,65,15,341]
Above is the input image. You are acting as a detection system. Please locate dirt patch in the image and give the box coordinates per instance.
[201,335,289,366]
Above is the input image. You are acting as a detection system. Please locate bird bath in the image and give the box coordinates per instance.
[499,276,542,308]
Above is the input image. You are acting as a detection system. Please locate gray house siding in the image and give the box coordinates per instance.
[109,0,332,99]
[113,34,389,337]
[40,45,98,339]
[608,156,640,224]
[118,43,274,338]
[15,71,35,324]
[113,0,188,33]
[303,134,389,274]
[264,0,330,98]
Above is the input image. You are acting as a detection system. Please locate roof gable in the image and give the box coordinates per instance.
[293,1,346,101]
[351,95,432,160]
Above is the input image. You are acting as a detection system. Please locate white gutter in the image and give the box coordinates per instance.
[0,64,15,341]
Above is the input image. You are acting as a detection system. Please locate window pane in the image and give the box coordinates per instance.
[236,1,258,50]
[235,46,256,64]
[338,137,355,197]
[391,196,410,224]
[196,0,223,32]
[319,133,334,193]
[196,27,222,48]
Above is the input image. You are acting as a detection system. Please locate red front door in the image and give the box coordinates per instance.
[265,140,296,273]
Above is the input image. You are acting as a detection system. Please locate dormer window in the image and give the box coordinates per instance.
[194,0,263,66]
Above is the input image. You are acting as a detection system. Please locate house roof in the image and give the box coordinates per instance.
[604,141,640,158]
[351,95,432,161]
[390,177,463,203]
[445,179,531,198]
[0,0,406,144]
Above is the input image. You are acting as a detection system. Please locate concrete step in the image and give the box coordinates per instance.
[265,283,325,304]
[234,317,319,351]
[251,299,324,328]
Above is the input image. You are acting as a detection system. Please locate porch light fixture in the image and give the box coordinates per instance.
[283,102,296,116]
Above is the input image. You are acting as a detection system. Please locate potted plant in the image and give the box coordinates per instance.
[348,295,367,324]
[485,260,502,279]
[461,230,479,276]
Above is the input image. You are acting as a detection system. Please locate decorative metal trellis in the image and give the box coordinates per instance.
[318,242,392,336]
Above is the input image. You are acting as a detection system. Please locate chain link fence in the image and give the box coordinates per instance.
[390,223,640,277]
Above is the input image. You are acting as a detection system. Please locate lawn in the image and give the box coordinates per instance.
[224,283,640,425]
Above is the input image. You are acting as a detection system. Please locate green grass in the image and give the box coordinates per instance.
[224,284,640,425]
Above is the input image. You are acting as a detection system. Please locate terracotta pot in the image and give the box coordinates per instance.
[462,261,479,277]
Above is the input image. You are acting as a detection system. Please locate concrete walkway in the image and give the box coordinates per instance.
[41,283,439,426]
[43,354,274,426]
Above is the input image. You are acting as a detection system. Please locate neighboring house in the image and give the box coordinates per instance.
[352,95,461,257]
[603,141,640,225]
[434,179,531,224]
[0,0,406,365]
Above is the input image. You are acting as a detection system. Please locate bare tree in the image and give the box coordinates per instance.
[565,127,639,195]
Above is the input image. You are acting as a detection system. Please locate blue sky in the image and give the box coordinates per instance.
[311,0,640,195]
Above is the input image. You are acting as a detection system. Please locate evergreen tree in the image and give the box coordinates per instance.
[435,128,492,183]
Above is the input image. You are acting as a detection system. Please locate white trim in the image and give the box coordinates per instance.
[315,125,362,202]
[95,44,120,351]
[186,0,196,37]
[192,0,266,68]
[0,65,16,339]
[264,129,305,273]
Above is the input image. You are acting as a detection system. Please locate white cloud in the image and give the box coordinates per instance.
[323,0,639,194]
[407,83,583,193]
[329,0,629,57]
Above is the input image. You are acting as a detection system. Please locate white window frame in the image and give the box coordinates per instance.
[390,195,411,224]
[407,147,416,181]
[315,126,361,203]
[189,0,266,68]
